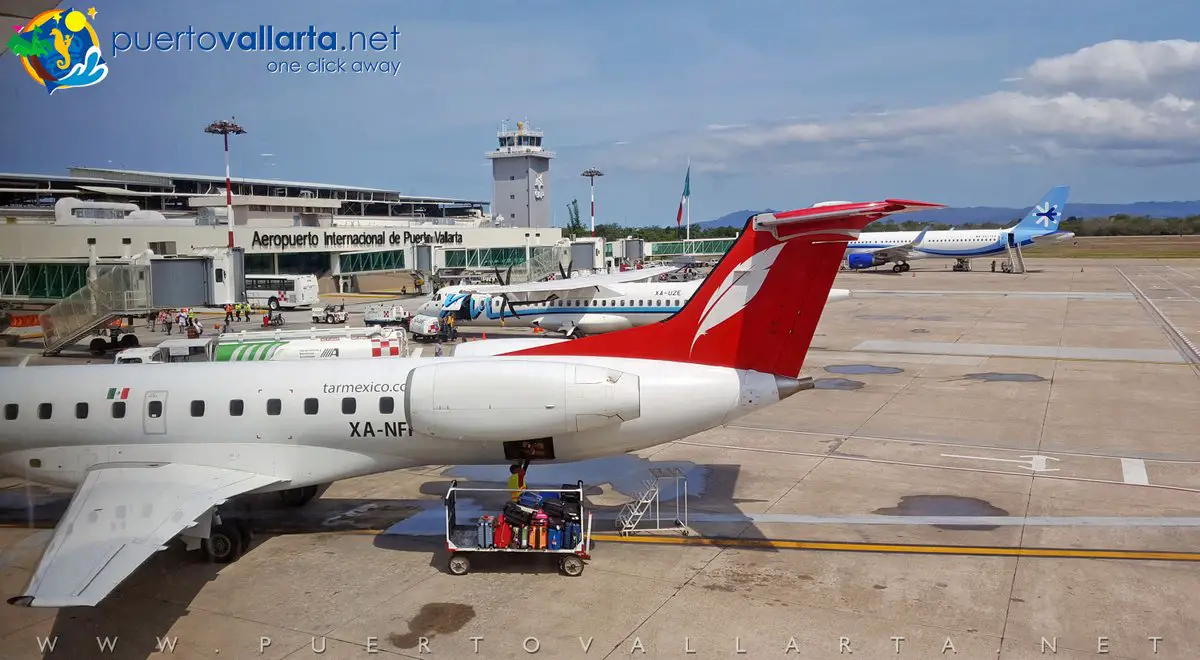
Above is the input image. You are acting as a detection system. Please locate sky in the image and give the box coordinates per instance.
[3,0,1200,226]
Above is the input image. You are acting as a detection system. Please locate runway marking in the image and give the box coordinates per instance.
[1121,458,1150,485]
[590,534,1200,561]
[1115,267,1200,370]
[941,453,1060,472]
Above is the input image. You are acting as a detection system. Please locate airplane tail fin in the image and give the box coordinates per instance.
[506,199,943,376]
[1011,186,1070,235]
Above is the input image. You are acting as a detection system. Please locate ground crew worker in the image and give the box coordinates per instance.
[446,314,456,341]
[508,460,530,501]
[224,303,233,323]
[147,310,157,332]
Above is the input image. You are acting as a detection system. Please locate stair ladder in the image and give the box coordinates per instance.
[617,467,689,536]
[1005,234,1027,274]
[40,264,154,356]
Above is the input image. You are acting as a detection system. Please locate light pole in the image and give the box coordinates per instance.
[580,168,603,237]
[205,118,246,226]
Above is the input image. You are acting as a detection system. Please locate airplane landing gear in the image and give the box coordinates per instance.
[278,485,320,507]
[891,262,910,273]
[952,259,972,272]
[182,508,254,564]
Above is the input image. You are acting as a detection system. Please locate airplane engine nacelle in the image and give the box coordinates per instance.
[846,253,883,270]
[573,314,635,334]
[404,360,641,441]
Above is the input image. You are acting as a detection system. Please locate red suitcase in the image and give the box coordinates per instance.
[494,518,513,549]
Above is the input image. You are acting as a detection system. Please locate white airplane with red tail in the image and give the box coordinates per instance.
[0,198,942,608]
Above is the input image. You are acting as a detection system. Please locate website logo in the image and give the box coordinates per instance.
[8,7,108,94]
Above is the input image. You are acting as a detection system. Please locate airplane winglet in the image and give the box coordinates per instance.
[911,226,930,247]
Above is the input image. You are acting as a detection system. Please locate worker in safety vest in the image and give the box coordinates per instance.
[507,460,530,501]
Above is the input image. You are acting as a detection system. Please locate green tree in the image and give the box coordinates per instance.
[566,199,585,238]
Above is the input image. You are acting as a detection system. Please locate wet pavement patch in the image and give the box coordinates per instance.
[390,603,476,649]
[873,495,1010,531]
[814,378,865,391]
[962,372,1047,383]
[824,364,905,375]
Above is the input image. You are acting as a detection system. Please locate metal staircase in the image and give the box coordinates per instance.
[1004,234,1027,274]
[616,467,689,536]
[40,264,153,356]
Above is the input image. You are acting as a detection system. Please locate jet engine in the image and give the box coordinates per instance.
[404,360,641,441]
[846,253,885,270]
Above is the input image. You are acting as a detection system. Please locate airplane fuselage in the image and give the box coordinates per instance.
[846,228,1074,261]
[0,356,785,491]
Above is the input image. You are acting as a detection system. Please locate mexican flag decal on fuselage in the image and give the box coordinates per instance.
[106,387,130,400]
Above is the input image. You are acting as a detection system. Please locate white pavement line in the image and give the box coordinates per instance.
[1121,458,1151,485]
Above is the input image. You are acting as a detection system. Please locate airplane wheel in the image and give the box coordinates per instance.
[448,553,471,575]
[900,263,910,272]
[278,485,319,507]
[892,264,903,273]
[203,522,244,564]
[560,555,585,576]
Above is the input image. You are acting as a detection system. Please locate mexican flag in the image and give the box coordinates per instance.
[106,387,130,400]
[675,164,690,227]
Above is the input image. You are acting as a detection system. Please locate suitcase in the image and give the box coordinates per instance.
[517,491,544,509]
[503,502,532,527]
[548,526,562,550]
[563,521,582,549]
[485,517,494,548]
[533,523,548,549]
[560,484,582,504]
[519,525,529,548]
[476,516,489,548]
[494,518,512,549]
[542,498,581,521]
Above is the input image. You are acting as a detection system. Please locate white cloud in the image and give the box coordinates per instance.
[594,39,1200,172]
[1026,39,1200,97]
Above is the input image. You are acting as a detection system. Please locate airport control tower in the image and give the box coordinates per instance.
[487,119,554,228]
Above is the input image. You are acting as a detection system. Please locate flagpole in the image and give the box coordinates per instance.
[685,158,691,242]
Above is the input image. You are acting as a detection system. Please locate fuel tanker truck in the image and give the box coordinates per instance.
[114,326,410,364]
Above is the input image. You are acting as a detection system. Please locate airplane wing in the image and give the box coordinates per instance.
[9,463,284,608]
[460,265,681,299]
[859,226,929,263]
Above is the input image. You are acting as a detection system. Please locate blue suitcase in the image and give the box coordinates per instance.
[517,491,544,509]
[548,526,562,550]
[484,517,494,548]
[477,516,492,548]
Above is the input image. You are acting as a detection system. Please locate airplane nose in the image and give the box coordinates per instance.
[776,375,814,400]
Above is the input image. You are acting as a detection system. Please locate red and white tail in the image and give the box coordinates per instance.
[507,199,943,376]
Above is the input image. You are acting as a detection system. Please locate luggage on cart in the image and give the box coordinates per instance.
[494,518,513,549]
[531,511,548,549]
[560,484,582,504]
[519,525,530,548]
[542,498,582,522]
[548,525,562,550]
[517,491,544,510]
[563,521,583,549]
[503,502,533,527]
[476,516,493,548]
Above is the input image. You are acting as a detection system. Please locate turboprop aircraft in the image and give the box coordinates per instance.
[0,197,942,608]
[414,265,853,336]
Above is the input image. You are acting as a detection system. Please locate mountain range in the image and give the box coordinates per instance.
[699,201,1200,228]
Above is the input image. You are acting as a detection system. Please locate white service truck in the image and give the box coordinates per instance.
[363,303,410,328]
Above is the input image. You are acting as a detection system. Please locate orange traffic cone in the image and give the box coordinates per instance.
[482,332,487,340]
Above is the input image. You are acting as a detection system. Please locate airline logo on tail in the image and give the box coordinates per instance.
[691,243,785,353]
[1034,203,1059,228]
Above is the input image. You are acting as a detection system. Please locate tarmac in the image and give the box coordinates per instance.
[1,258,1199,659]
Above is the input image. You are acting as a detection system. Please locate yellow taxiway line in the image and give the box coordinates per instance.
[4,523,1197,561]
[588,533,1200,562]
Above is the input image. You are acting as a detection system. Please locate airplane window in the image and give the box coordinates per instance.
[656,299,662,306]
[148,401,162,419]
[191,400,205,417]
[304,398,318,415]
[267,398,281,416]
[342,397,356,414]
[639,300,644,306]
[3,404,15,420]
[75,402,88,419]
[112,401,126,418]
[380,396,394,414]
[37,403,52,419]
[229,399,244,416]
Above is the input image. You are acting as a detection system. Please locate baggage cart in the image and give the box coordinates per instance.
[443,479,593,576]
